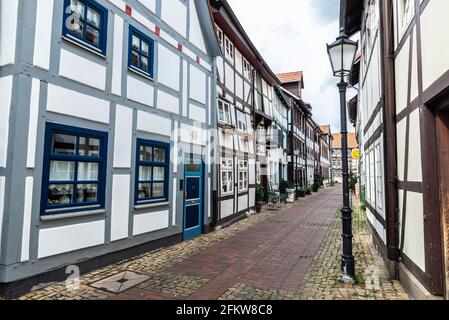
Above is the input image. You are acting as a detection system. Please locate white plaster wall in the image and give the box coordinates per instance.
[0,76,13,168]
[394,38,409,115]
[403,192,426,272]
[47,84,110,124]
[161,0,187,38]
[133,210,169,236]
[235,75,243,100]
[410,32,419,103]
[137,0,156,13]
[113,105,133,168]
[396,117,407,181]
[238,195,248,212]
[137,110,172,137]
[38,220,105,258]
[112,15,124,96]
[111,174,130,241]
[225,63,234,92]
[27,79,40,168]
[220,199,234,218]
[59,49,106,90]
[420,0,449,91]
[158,45,180,91]
[188,0,206,53]
[182,61,189,117]
[127,75,155,106]
[249,188,255,207]
[158,90,179,114]
[407,109,423,182]
[0,177,4,249]
[189,104,206,123]
[20,177,33,262]
[190,66,206,104]
[33,0,53,70]
[0,0,18,66]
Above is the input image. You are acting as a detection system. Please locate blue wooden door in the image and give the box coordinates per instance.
[183,163,203,240]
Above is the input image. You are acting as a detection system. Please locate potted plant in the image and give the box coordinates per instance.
[280,180,294,201]
[297,187,306,198]
[255,184,266,213]
[305,186,312,195]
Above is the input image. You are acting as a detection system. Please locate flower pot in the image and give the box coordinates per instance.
[255,202,264,213]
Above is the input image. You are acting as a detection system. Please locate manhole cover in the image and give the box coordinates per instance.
[90,271,150,294]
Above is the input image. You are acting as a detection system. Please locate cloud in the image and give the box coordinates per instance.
[226,0,353,133]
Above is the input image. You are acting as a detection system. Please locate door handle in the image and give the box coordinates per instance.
[185,192,188,198]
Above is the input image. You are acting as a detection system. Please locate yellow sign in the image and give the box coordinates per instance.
[352,149,360,159]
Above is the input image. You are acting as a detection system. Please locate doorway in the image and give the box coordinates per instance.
[183,161,204,240]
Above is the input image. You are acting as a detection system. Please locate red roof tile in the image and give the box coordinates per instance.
[276,71,303,84]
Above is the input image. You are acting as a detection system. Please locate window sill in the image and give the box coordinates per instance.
[61,35,107,59]
[40,209,106,221]
[134,202,170,210]
[128,66,154,82]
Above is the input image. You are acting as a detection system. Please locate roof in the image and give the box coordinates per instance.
[320,125,331,134]
[331,133,358,149]
[341,0,363,36]
[194,0,222,57]
[277,71,304,85]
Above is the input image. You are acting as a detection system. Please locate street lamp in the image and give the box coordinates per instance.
[294,148,300,198]
[326,29,358,284]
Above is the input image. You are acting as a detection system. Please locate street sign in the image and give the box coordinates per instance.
[352,149,360,159]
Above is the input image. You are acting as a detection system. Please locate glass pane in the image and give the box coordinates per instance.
[186,178,200,200]
[131,51,139,67]
[141,41,149,56]
[86,25,100,46]
[52,133,76,155]
[141,56,149,72]
[48,184,74,205]
[153,167,165,181]
[78,162,99,181]
[76,183,98,203]
[132,35,140,51]
[152,182,164,198]
[140,146,152,161]
[153,147,166,162]
[79,137,100,156]
[49,161,75,181]
[138,183,151,199]
[87,7,100,29]
[139,166,152,181]
[70,0,85,18]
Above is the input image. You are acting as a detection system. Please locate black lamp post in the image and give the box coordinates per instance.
[294,148,300,198]
[326,29,358,284]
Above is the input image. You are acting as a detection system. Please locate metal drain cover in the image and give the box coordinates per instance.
[90,271,150,294]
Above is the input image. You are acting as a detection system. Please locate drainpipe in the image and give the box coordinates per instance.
[379,0,400,278]
[211,56,219,229]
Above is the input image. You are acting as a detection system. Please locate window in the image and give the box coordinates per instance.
[243,59,251,80]
[221,158,233,195]
[398,0,414,36]
[236,110,247,132]
[129,26,155,77]
[63,0,108,54]
[225,37,234,61]
[41,123,107,215]
[136,140,170,204]
[217,27,223,47]
[218,99,232,125]
[238,160,248,192]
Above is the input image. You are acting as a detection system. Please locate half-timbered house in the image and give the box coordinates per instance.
[0,0,220,297]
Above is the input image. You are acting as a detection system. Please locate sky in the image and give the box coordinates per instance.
[226,0,355,133]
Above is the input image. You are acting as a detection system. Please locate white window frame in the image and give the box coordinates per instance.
[216,27,223,48]
[236,110,247,132]
[243,58,251,81]
[220,158,234,195]
[225,37,234,61]
[238,160,248,192]
[218,99,232,125]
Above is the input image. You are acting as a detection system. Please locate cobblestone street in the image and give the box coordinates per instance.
[16,187,408,300]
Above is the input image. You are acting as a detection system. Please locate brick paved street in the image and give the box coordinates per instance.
[15,186,408,300]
